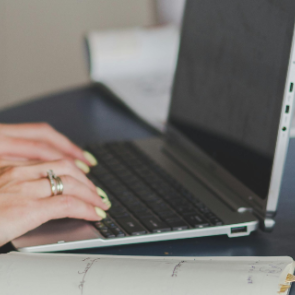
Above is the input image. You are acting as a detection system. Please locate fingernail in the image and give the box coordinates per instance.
[95,207,107,219]
[75,159,90,174]
[83,151,98,166]
[96,187,112,209]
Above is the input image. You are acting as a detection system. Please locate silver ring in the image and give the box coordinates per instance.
[47,170,63,196]
[55,176,64,195]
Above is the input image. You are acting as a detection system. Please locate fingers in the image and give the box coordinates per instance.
[0,158,40,168]
[8,159,96,190]
[0,136,66,162]
[0,159,112,210]
[22,176,109,211]
[39,195,105,222]
[0,123,97,166]
[0,137,92,174]
[0,195,105,245]
[0,138,95,175]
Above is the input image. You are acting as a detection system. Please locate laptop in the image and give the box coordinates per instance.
[13,0,295,252]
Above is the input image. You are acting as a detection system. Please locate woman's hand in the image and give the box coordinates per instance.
[0,123,98,173]
[0,159,111,247]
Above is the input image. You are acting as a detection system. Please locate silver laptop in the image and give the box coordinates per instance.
[13,0,295,252]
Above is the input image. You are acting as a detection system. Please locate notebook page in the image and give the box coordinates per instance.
[0,253,293,295]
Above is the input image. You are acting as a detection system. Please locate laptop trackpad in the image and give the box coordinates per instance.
[12,219,101,249]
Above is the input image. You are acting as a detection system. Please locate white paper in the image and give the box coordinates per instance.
[87,26,179,132]
[0,252,293,295]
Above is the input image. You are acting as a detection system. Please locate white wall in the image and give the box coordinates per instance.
[0,0,156,110]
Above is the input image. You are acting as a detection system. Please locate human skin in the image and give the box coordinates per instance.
[0,122,96,167]
[0,123,110,246]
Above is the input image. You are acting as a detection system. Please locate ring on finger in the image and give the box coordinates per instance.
[55,176,64,195]
[47,170,64,196]
[47,169,57,196]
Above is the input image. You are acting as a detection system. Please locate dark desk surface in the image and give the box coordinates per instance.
[1,85,295,261]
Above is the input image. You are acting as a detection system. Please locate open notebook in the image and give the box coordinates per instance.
[1,252,294,295]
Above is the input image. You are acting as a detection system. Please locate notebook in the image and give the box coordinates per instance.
[0,252,294,295]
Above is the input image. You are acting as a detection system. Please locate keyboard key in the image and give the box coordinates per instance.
[203,212,216,219]
[111,227,126,237]
[87,142,224,235]
[150,203,171,213]
[165,217,189,231]
[119,174,137,183]
[99,228,116,238]
[160,194,180,202]
[133,211,154,219]
[108,185,127,195]
[138,191,161,202]
[132,183,150,191]
[103,218,118,229]
[110,211,130,219]
[176,206,196,216]
[108,202,126,211]
[147,199,164,207]
[184,214,210,228]
[128,204,149,213]
[170,199,190,207]
[108,206,130,219]
[118,194,138,204]
[156,210,179,219]
[139,216,171,233]
[94,221,107,230]
[180,190,196,201]
[116,217,147,235]
[102,217,113,224]
[208,218,223,226]
[194,203,211,213]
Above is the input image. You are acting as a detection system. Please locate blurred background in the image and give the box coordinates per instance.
[0,0,185,110]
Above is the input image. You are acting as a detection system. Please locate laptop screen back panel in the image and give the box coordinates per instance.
[168,0,295,221]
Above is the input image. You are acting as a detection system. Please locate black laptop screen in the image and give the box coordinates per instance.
[169,0,295,199]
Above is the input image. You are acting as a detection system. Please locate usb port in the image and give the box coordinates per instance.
[231,226,247,234]
[290,83,294,92]
[285,105,290,113]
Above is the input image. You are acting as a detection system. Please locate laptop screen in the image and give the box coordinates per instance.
[169,0,295,199]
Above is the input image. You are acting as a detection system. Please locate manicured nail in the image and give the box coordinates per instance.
[95,207,107,219]
[83,151,98,166]
[75,159,90,174]
[96,187,112,209]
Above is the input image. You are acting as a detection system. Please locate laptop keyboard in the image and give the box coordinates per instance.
[87,142,223,238]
